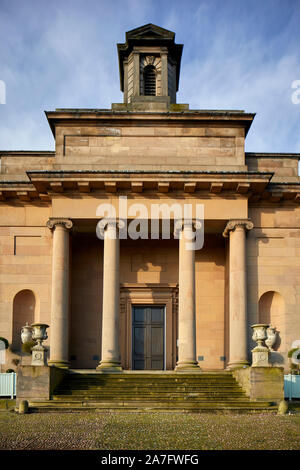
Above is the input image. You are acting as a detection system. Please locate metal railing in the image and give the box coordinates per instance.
[0,373,16,399]
[284,374,300,400]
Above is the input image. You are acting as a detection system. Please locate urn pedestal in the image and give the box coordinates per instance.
[31,345,48,366]
[251,347,270,367]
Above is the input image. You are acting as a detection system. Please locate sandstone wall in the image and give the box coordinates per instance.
[248,205,300,368]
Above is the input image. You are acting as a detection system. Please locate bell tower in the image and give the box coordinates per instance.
[113,24,187,111]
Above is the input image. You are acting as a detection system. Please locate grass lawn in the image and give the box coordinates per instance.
[0,411,300,450]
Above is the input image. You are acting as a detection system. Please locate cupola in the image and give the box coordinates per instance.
[115,23,184,111]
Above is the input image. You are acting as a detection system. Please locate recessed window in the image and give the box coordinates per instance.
[144,65,156,96]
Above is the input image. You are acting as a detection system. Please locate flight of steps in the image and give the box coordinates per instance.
[28,371,278,413]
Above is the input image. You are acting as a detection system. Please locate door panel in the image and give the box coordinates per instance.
[132,306,164,370]
[151,359,164,369]
[151,326,164,356]
[151,308,164,323]
[134,360,146,370]
[133,327,147,355]
[133,307,147,323]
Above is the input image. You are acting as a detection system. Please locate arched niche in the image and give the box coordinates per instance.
[12,289,36,351]
[258,291,284,351]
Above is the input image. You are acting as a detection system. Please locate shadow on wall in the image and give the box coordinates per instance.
[269,352,285,365]
[259,290,285,365]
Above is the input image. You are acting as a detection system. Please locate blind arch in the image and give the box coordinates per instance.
[12,289,36,351]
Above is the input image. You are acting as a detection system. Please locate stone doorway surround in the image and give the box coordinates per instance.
[120,283,178,370]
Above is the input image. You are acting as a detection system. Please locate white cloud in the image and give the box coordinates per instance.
[0,0,299,154]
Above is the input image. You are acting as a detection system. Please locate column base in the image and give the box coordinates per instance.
[97,360,123,373]
[226,361,250,370]
[175,361,201,373]
[48,360,70,369]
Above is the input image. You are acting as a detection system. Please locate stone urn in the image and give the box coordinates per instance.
[251,324,270,367]
[265,326,277,351]
[21,323,33,344]
[31,323,49,366]
[251,324,269,347]
[31,323,49,346]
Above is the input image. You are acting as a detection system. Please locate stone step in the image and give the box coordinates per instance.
[62,380,238,387]
[45,371,277,415]
[32,399,275,407]
[62,388,239,393]
[65,376,235,381]
[28,407,277,414]
[28,400,277,414]
[53,389,246,396]
[55,384,243,391]
[53,397,249,404]
[65,377,235,383]
[58,374,234,382]
[55,392,244,397]
[68,372,232,377]
[55,390,245,396]
[56,385,240,392]
[55,387,244,396]
[56,380,239,387]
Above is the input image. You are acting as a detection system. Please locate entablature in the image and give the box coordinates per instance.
[27,170,272,197]
[2,171,300,206]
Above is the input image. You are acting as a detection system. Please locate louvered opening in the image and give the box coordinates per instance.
[144,65,156,96]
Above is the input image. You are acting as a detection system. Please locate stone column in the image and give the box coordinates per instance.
[133,49,140,97]
[123,59,128,104]
[223,219,254,369]
[97,221,122,371]
[46,218,73,368]
[175,221,201,372]
[160,48,168,96]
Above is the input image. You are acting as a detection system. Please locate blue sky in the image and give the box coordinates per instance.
[0,0,300,153]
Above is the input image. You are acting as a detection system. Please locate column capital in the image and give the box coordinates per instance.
[105,219,125,231]
[222,219,253,238]
[96,218,124,240]
[46,218,73,231]
[174,219,201,238]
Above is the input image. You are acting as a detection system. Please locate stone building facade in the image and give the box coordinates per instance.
[1,24,299,373]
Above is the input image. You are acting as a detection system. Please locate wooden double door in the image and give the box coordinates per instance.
[132,305,165,370]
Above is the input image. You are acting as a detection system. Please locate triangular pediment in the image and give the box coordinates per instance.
[126,23,175,41]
